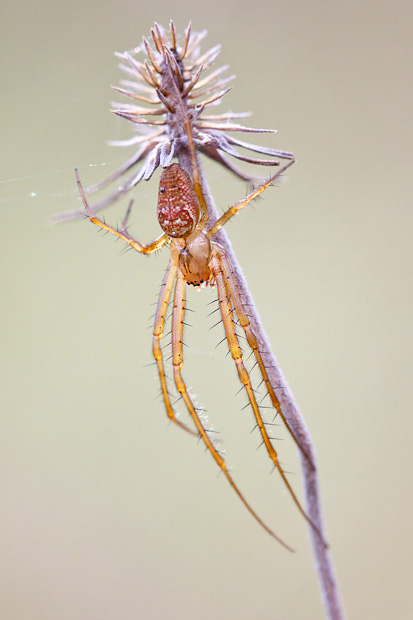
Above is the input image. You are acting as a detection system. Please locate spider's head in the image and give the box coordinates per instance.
[177,231,213,286]
[157,164,200,238]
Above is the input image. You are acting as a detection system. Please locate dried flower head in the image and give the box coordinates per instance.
[57,20,294,222]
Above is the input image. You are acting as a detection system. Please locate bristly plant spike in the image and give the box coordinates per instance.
[62,21,345,620]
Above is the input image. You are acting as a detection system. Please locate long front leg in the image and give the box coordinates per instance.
[76,168,168,255]
[211,253,327,547]
[219,250,315,469]
[206,160,295,239]
[152,262,197,436]
[171,272,292,549]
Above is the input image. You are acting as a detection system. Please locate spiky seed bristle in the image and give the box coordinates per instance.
[54,21,295,224]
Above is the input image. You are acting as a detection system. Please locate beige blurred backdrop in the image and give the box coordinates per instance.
[1,1,412,619]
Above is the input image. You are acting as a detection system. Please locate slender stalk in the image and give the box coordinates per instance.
[178,146,346,620]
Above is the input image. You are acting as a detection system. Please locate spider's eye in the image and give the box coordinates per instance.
[160,186,166,194]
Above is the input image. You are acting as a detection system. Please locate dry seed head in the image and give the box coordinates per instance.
[56,21,294,223]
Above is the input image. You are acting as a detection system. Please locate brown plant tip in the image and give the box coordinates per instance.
[55,21,294,223]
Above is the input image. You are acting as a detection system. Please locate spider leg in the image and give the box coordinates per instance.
[172,271,294,551]
[152,262,197,436]
[76,169,168,254]
[211,253,327,547]
[218,250,315,469]
[206,160,295,239]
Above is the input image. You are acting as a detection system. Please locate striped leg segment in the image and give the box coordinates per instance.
[211,252,327,547]
[206,160,295,239]
[171,272,294,551]
[152,262,197,436]
[219,251,315,469]
[76,168,168,254]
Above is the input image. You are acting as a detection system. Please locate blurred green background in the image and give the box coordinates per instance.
[1,1,412,618]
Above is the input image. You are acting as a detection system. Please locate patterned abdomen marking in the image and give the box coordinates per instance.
[157,164,200,238]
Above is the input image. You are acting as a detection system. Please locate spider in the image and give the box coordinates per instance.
[75,158,323,551]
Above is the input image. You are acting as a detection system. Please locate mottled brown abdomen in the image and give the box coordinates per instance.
[157,164,200,237]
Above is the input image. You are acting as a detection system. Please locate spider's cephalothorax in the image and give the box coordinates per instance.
[171,231,213,287]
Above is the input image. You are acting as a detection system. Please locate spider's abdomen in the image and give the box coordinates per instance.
[157,164,200,238]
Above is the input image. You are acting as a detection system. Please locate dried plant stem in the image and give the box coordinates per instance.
[178,147,346,620]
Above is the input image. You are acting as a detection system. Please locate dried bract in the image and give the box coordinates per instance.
[57,20,294,222]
